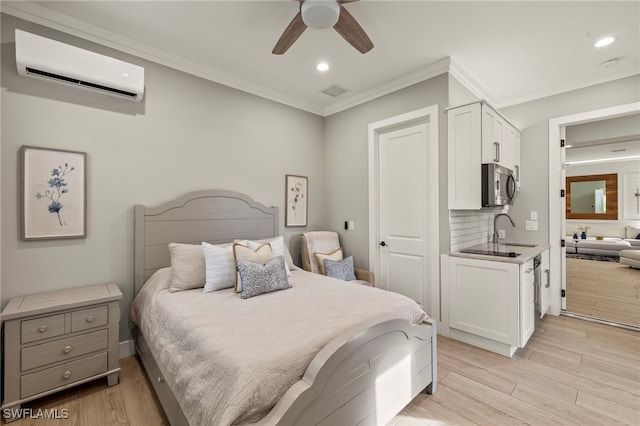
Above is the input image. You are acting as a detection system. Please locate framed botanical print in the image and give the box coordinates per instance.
[285,174,307,227]
[21,146,87,240]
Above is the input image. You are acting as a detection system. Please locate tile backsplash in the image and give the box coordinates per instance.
[449,208,504,252]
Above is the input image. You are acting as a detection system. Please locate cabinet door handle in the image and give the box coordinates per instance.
[63,345,72,354]
[86,315,95,323]
[157,376,165,384]
[39,325,48,333]
[63,371,72,380]
[526,268,533,273]
[494,141,500,162]
[545,269,550,288]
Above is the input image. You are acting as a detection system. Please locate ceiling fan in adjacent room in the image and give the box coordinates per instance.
[273,0,374,55]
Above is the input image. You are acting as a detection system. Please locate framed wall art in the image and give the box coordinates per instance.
[21,146,87,240]
[285,174,307,227]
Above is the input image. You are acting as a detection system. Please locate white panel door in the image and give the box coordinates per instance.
[378,122,429,306]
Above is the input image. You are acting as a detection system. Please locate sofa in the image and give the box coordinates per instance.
[566,224,640,257]
[620,250,640,268]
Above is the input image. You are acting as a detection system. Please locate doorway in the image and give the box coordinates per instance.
[548,101,640,319]
[367,105,440,321]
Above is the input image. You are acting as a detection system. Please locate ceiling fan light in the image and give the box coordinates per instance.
[301,0,340,30]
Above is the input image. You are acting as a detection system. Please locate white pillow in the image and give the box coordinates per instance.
[626,226,640,239]
[314,248,343,275]
[168,243,205,292]
[233,243,272,292]
[202,242,236,292]
[246,235,293,275]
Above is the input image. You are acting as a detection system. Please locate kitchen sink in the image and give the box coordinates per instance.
[502,242,537,247]
[459,248,521,258]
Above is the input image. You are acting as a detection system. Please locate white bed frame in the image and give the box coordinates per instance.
[133,190,437,426]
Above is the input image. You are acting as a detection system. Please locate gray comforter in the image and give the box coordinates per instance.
[131,267,427,426]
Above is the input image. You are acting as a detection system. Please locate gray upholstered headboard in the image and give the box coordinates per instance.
[134,190,278,295]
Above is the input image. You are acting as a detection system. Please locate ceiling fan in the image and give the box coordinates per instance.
[273,0,374,55]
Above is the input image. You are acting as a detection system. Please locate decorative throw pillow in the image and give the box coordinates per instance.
[237,256,291,299]
[168,243,205,292]
[314,248,343,275]
[202,242,236,292]
[233,243,272,292]
[625,225,640,239]
[323,256,357,281]
[246,235,293,275]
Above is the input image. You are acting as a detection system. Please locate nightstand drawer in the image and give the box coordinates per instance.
[21,329,108,371]
[21,352,108,399]
[71,306,108,332]
[21,314,65,344]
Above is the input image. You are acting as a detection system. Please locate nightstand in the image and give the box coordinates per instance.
[1,283,122,418]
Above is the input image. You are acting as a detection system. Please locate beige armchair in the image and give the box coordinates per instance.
[300,231,374,286]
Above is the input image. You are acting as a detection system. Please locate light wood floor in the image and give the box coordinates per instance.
[566,257,640,328]
[6,315,640,425]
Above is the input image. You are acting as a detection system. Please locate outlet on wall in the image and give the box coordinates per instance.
[525,220,538,231]
[498,229,506,238]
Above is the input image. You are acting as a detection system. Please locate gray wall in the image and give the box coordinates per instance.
[324,74,450,268]
[500,75,640,244]
[1,14,325,341]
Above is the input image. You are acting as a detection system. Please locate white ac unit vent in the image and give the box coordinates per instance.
[15,29,144,102]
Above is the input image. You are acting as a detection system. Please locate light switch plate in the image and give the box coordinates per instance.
[348,221,355,231]
[525,220,538,231]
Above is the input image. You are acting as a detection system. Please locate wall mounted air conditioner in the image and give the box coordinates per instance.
[15,29,144,102]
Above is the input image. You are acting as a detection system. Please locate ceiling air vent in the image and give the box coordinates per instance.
[321,85,348,98]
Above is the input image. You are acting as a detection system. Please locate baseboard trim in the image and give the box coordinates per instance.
[119,339,136,359]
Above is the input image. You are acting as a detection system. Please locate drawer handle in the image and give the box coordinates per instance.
[63,371,72,380]
[39,325,48,333]
[63,345,72,354]
[86,315,95,323]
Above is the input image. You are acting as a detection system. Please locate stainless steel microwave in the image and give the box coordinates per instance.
[482,163,517,207]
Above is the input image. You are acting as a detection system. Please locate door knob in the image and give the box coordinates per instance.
[379,241,387,247]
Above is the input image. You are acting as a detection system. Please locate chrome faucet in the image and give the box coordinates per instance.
[493,213,516,244]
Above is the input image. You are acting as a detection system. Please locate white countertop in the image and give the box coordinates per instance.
[450,243,550,264]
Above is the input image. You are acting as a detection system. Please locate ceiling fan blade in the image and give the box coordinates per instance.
[333,4,373,54]
[273,11,307,55]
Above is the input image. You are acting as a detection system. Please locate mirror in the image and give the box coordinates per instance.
[566,173,618,220]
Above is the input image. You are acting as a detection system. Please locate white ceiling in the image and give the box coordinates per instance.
[2,1,639,116]
[566,112,640,164]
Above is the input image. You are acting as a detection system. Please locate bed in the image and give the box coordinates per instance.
[132,190,437,426]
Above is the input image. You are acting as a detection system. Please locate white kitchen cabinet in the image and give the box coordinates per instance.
[507,125,521,188]
[447,103,482,209]
[448,256,535,357]
[481,104,507,165]
[519,258,535,347]
[447,102,520,209]
[538,249,551,317]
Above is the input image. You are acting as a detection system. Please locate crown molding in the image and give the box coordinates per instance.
[493,65,640,109]
[323,57,453,116]
[1,1,326,116]
[2,2,502,118]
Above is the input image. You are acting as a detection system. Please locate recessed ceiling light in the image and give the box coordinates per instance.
[316,62,330,72]
[594,36,615,47]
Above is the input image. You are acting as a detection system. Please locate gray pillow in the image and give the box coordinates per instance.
[237,255,291,299]
[323,256,356,281]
